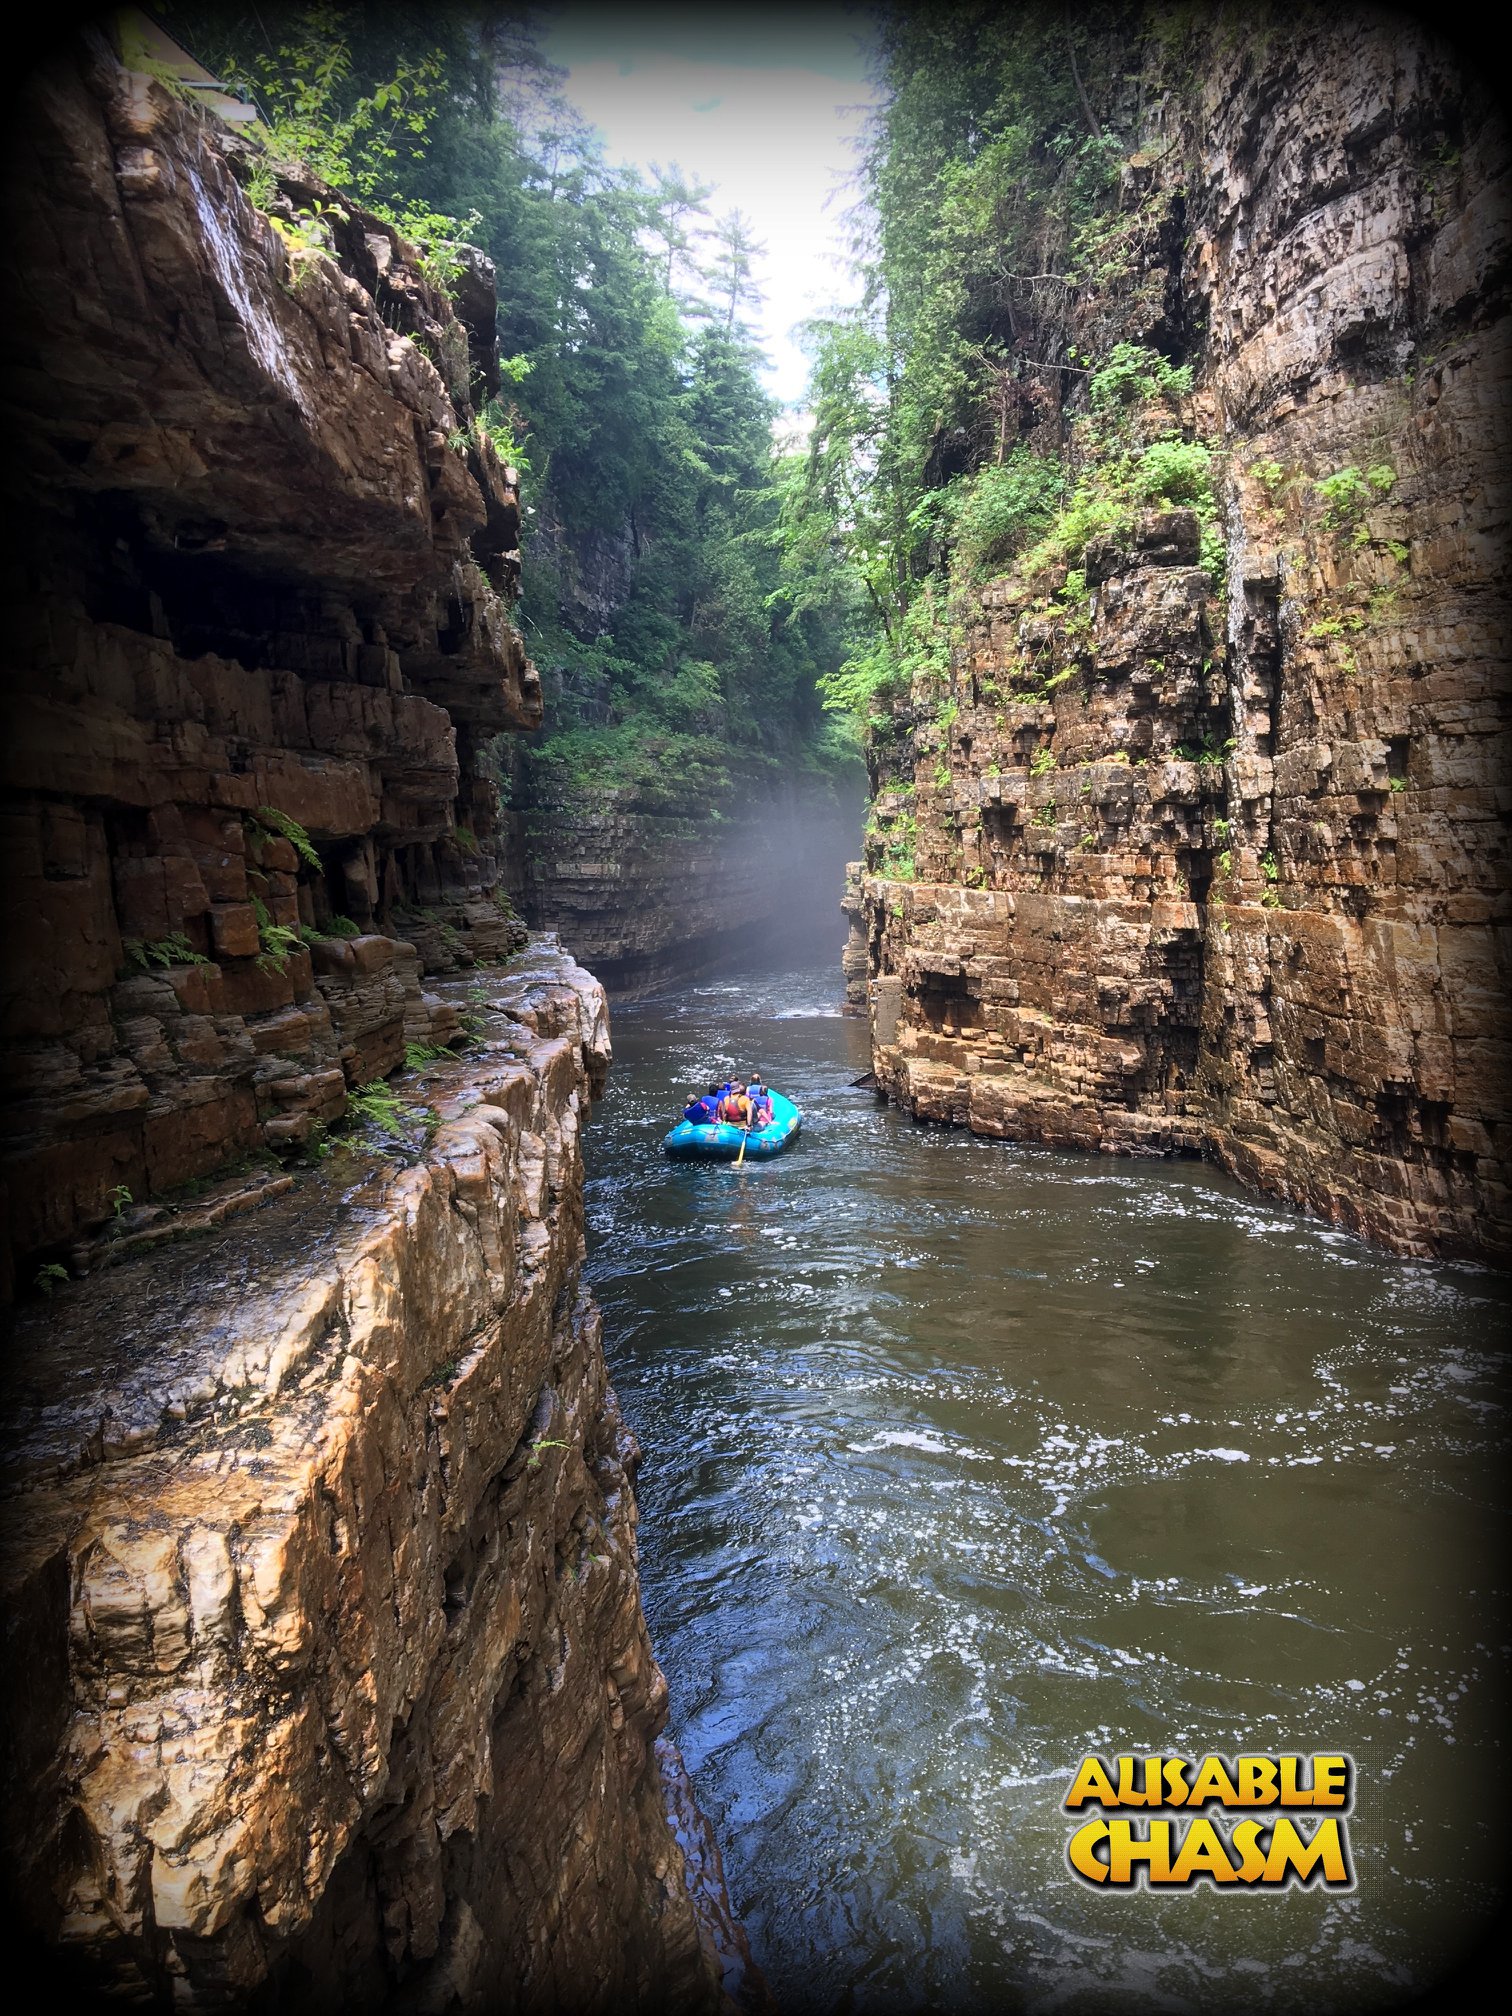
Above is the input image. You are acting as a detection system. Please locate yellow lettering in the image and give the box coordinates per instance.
[1312,1755,1350,1807]
[1107,1820,1175,1885]
[1236,1756,1278,1806]
[1115,1755,1165,1806]
[1163,1757,1190,1805]
[1187,1755,1240,1807]
[1068,1820,1110,1882]
[1064,1756,1118,1809]
[1278,1755,1308,1804]
[1262,1816,1351,1885]
[1231,1819,1268,1882]
[1168,1817,1242,1884]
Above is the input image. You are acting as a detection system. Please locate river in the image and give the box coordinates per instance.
[583,957,1509,2015]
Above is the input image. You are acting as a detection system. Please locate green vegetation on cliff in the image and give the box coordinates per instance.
[784,4,1219,730]
[178,2,861,820]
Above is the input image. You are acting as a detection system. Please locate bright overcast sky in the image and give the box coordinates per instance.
[538,5,879,407]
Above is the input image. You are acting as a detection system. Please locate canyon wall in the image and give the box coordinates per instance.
[522,787,859,997]
[0,31,744,2011]
[857,12,1509,1262]
[0,30,535,1295]
[0,948,727,2011]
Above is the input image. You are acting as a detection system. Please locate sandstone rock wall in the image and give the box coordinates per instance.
[859,12,1509,1262]
[0,948,726,2011]
[0,32,538,1295]
[840,863,868,1015]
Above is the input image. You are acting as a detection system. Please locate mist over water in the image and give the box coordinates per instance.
[583,959,1510,2013]
[745,790,864,970]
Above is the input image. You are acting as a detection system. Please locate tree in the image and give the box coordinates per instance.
[643,161,715,303]
[702,207,767,335]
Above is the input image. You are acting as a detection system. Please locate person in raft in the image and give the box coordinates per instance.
[717,1082,753,1127]
[680,1077,772,1130]
[682,1084,725,1124]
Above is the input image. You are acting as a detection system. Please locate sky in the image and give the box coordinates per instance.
[537,4,880,407]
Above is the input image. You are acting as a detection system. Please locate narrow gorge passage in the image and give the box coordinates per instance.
[585,958,1509,2013]
[2,5,1505,2008]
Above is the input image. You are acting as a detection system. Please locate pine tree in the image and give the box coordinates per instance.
[702,208,768,335]
[643,161,715,304]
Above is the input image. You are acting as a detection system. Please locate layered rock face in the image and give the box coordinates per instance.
[0,33,537,1294]
[0,31,747,2012]
[859,15,1509,1262]
[0,949,725,2011]
[523,789,859,996]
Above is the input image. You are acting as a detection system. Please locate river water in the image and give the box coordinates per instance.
[583,958,1509,2015]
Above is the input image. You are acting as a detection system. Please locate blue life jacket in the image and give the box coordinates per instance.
[684,1095,720,1124]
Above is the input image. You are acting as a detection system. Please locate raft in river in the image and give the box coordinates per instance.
[662,1091,802,1160]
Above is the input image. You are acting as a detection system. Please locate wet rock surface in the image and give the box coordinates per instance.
[859,15,1509,1263]
[0,947,726,2012]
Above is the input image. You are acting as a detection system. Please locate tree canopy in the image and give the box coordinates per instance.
[172,1,864,817]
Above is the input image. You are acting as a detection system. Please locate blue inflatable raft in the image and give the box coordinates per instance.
[663,1091,802,1160]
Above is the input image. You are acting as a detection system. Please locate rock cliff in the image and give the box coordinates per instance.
[523,788,859,997]
[0,28,746,2011]
[856,13,1509,1262]
[0,30,536,1296]
[1,948,728,2010]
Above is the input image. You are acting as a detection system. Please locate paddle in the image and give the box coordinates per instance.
[730,1082,756,1167]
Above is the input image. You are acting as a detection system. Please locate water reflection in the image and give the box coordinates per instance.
[585,962,1510,2013]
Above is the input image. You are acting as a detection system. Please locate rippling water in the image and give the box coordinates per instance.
[584,960,1509,2014]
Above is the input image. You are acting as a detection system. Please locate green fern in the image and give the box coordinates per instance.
[124,932,210,971]
[404,1041,457,1070]
[345,1079,434,1136]
[251,894,303,974]
[255,807,322,873]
